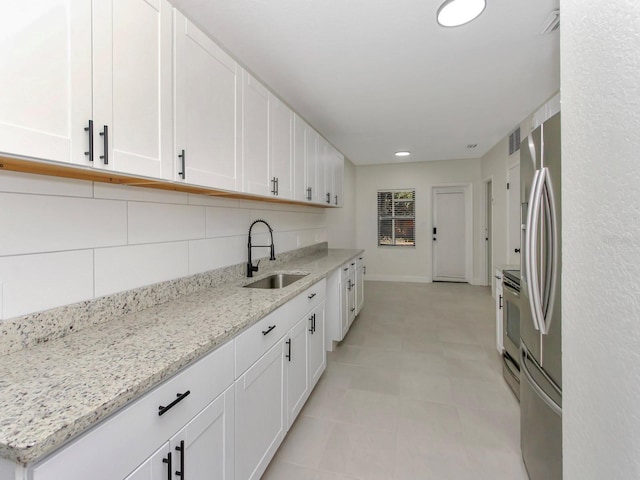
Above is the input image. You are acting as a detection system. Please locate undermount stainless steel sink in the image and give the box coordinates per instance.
[244,273,308,289]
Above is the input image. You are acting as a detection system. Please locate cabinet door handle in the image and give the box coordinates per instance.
[343,267,348,272]
[286,338,292,361]
[262,325,276,335]
[178,149,186,179]
[175,440,185,478]
[158,390,191,416]
[350,307,356,312]
[326,192,331,204]
[313,313,316,333]
[334,195,338,205]
[308,292,316,299]
[364,266,366,275]
[84,120,94,162]
[276,177,279,195]
[162,452,172,480]
[307,187,312,201]
[99,125,108,165]
[271,177,277,195]
[351,262,355,266]
[499,295,503,309]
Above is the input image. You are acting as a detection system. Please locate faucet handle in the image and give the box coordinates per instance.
[251,259,260,272]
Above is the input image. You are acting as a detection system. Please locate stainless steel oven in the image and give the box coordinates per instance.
[502,269,521,399]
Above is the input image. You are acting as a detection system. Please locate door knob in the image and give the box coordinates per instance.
[515,248,521,253]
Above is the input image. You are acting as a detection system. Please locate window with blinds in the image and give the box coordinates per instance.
[377,189,416,246]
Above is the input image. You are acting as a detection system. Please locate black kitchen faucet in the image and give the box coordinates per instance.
[247,219,275,277]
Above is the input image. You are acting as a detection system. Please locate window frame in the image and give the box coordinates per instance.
[377,189,416,247]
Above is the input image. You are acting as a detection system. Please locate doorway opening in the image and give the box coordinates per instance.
[485,179,493,286]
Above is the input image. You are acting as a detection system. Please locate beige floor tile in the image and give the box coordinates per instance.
[327,389,399,432]
[273,414,334,468]
[319,422,396,480]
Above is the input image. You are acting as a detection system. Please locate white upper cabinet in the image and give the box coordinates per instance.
[92,0,173,178]
[174,10,240,191]
[241,70,270,196]
[333,148,344,207]
[0,0,92,165]
[292,114,307,202]
[269,94,293,199]
[304,123,318,203]
[317,136,329,205]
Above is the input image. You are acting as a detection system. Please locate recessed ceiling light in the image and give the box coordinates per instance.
[437,0,486,27]
[395,151,411,157]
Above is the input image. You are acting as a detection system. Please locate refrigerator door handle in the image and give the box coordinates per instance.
[520,345,562,416]
[526,168,544,331]
[539,171,558,335]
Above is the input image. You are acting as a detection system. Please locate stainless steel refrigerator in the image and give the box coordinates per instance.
[519,112,562,480]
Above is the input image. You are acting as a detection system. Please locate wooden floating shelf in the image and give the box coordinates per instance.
[0,155,330,208]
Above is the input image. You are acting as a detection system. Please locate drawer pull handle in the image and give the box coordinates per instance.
[158,390,191,416]
[175,439,185,478]
[309,313,316,334]
[343,267,348,271]
[99,124,108,165]
[351,262,355,266]
[308,293,316,299]
[351,307,356,312]
[286,338,292,361]
[262,325,276,335]
[84,119,94,162]
[162,452,172,480]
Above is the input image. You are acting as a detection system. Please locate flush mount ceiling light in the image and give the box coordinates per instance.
[437,0,486,27]
[395,151,411,157]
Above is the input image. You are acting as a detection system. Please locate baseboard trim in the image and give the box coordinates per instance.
[364,274,431,283]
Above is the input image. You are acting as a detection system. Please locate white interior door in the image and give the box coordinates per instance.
[508,163,521,265]
[433,187,468,282]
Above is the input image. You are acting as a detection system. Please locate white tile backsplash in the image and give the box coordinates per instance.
[95,242,190,297]
[0,193,127,256]
[128,202,206,244]
[94,183,189,204]
[0,170,93,197]
[0,171,327,319]
[0,250,94,319]
[206,206,252,237]
[188,236,244,274]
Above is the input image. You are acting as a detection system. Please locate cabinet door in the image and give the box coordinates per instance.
[356,266,364,315]
[308,302,326,390]
[0,1,91,165]
[241,71,270,196]
[317,136,329,205]
[170,387,235,480]
[122,443,170,480]
[269,94,293,199]
[333,150,344,207]
[235,340,285,480]
[175,11,240,190]
[304,124,318,203]
[340,275,350,339]
[93,0,172,178]
[286,317,309,429]
[348,271,356,327]
[495,270,504,353]
[292,114,307,202]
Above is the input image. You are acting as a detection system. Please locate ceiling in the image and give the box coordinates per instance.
[170,0,560,166]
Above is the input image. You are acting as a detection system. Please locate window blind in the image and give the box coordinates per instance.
[377,189,416,246]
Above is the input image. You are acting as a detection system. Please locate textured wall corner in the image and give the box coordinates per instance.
[562,1,640,478]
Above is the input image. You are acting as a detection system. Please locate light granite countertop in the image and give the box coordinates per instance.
[0,248,363,465]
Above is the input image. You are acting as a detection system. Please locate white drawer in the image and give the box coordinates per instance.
[234,305,289,378]
[32,341,234,480]
[287,279,326,320]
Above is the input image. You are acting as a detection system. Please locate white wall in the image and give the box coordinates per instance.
[563,2,640,478]
[355,158,484,284]
[0,170,327,320]
[326,158,357,248]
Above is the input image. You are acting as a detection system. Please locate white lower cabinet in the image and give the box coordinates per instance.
[122,442,170,480]
[124,387,234,480]
[285,317,309,429]
[326,255,364,346]
[356,255,366,315]
[235,340,285,480]
[308,302,326,389]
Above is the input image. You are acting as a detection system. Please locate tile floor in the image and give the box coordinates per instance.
[262,281,529,480]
